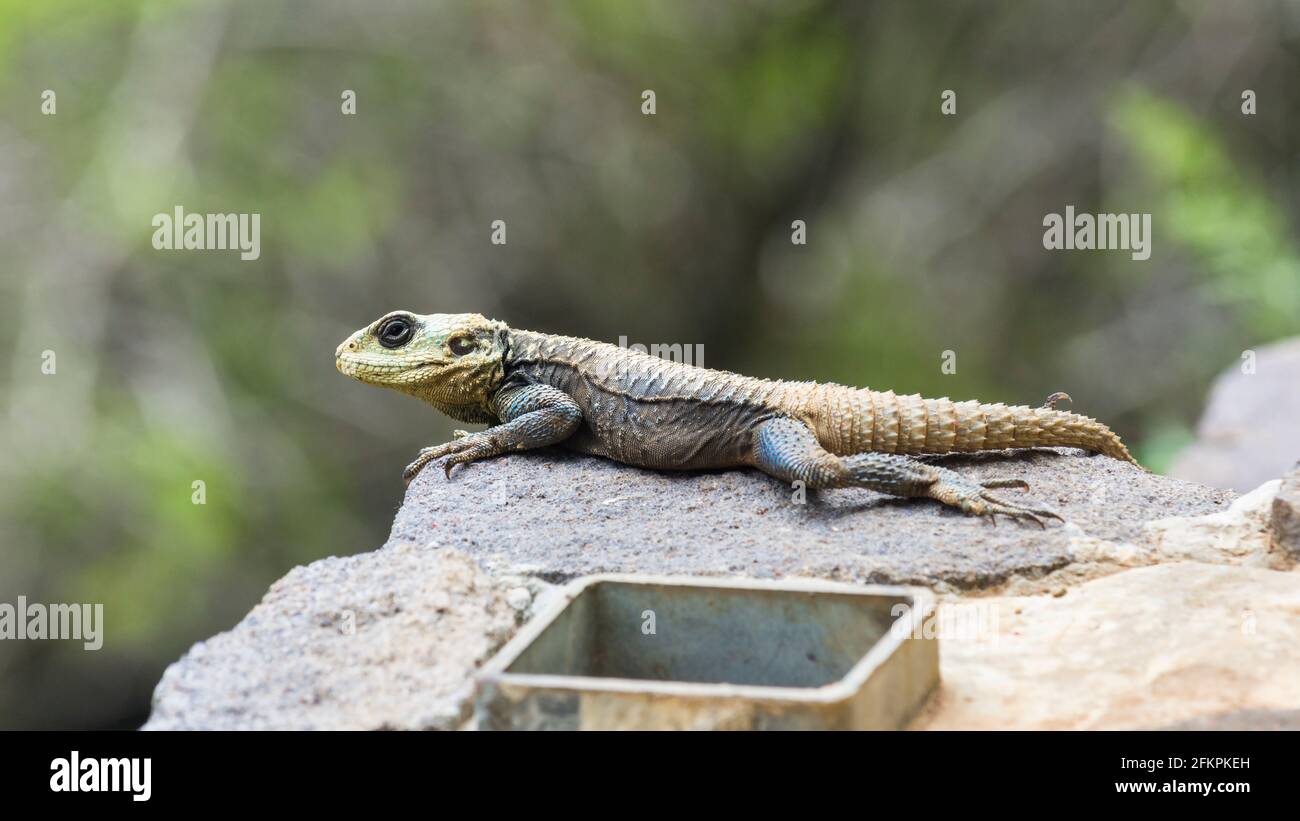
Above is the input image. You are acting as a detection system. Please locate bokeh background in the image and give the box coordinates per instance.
[1,0,1298,729]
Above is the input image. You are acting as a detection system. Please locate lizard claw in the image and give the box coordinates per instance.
[402,452,436,486]
[964,496,1061,528]
[981,477,1030,490]
[443,453,475,479]
[402,437,478,485]
[931,471,1064,527]
[443,451,478,478]
[973,490,1063,528]
[408,432,503,480]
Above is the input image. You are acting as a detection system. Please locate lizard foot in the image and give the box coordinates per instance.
[927,472,1064,528]
[403,431,507,484]
[403,449,448,485]
[402,436,478,484]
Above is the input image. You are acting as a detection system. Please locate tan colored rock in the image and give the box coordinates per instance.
[1144,479,1289,570]
[912,562,1300,730]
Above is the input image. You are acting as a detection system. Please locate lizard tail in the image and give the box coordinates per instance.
[840,390,1142,467]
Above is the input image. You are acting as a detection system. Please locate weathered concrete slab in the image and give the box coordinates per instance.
[390,448,1234,591]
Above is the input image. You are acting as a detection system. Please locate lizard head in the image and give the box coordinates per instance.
[336,311,509,422]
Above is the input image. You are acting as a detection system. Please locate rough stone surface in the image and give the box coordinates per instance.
[390,448,1233,591]
[144,545,516,730]
[911,562,1300,730]
[1170,337,1300,492]
[1271,464,1300,560]
[148,445,1297,731]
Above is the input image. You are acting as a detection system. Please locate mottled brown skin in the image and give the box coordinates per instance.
[337,311,1141,526]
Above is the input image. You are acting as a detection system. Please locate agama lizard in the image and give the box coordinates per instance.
[337,311,1140,526]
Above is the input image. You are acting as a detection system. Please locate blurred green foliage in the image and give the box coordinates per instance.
[0,0,1297,728]
[1113,88,1300,338]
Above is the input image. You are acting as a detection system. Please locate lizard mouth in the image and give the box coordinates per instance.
[334,350,445,381]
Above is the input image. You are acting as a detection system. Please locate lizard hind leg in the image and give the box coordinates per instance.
[753,417,1063,527]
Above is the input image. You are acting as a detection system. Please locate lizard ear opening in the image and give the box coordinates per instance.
[449,335,476,356]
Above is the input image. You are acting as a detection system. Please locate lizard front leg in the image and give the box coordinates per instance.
[753,417,1062,527]
[403,384,582,484]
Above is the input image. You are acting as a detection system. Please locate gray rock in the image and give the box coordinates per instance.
[1272,463,1300,560]
[391,447,1233,591]
[1171,337,1300,492]
[144,545,516,730]
[144,446,1260,730]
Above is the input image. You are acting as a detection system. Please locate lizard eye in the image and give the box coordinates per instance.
[376,317,414,349]
[449,336,476,356]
